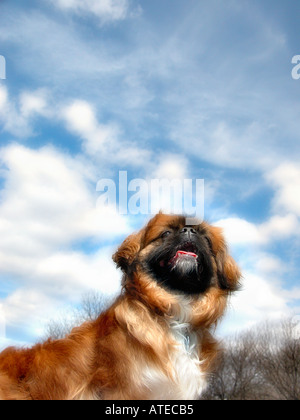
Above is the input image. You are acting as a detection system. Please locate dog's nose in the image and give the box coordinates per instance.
[180,227,197,238]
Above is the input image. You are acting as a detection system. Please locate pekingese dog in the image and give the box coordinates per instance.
[0,213,240,400]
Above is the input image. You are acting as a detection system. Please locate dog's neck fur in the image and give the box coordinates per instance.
[139,296,207,400]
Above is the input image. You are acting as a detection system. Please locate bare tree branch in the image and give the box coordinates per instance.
[43,291,112,340]
[202,318,300,400]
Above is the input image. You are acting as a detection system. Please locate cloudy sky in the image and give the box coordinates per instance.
[0,0,300,348]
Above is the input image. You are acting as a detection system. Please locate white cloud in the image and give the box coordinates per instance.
[50,0,132,23]
[19,90,49,118]
[2,289,55,330]
[63,100,99,138]
[154,155,188,180]
[217,217,297,336]
[266,163,300,216]
[215,211,299,335]
[215,218,261,245]
[235,271,287,320]
[0,0,297,173]
[259,213,299,241]
[283,288,300,301]
[0,0,299,346]
[255,254,283,275]
[0,144,130,256]
[0,86,52,137]
[216,213,300,247]
[62,99,152,167]
[0,144,131,345]
[221,270,291,335]
[62,100,119,156]
[0,245,122,349]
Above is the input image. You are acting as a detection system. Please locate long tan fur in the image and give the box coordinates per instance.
[0,213,240,400]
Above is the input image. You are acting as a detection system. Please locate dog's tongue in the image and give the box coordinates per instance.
[176,250,198,259]
[169,250,198,266]
[165,250,198,267]
[170,250,198,265]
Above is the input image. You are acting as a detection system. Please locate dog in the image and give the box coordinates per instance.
[0,213,240,400]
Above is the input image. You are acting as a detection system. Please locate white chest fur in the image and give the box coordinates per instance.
[142,303,207,400]
[168,319,206,399]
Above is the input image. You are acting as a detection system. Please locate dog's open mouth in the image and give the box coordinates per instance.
[159,242,198,268]
[169,249,198,265]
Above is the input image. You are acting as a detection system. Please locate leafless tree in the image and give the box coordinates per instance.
[203,318,300,400]
[202,329,266,400]
[256,318,300,400]
[43,290,112,340]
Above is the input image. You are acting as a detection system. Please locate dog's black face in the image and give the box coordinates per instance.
[113,214,240,297]
[144,223,214,295]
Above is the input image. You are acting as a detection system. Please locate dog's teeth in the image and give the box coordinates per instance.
[168,250,198,266]
[177,251,198,259]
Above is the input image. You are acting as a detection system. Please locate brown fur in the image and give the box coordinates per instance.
[0,213,240,400]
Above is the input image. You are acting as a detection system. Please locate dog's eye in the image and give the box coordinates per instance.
[161,230,171,239]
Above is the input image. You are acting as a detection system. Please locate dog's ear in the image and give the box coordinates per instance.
[208,225,241,292]
[113,230,144,272]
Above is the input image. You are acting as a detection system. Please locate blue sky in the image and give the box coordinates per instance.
[0,0,300,347]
